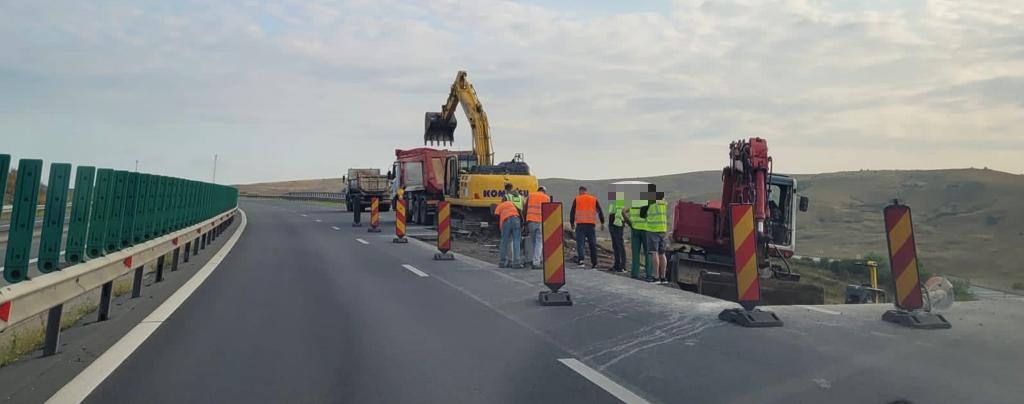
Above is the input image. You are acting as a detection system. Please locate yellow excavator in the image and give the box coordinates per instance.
[424,70,538,231]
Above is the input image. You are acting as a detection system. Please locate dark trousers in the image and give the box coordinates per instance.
[575,223,598,267]
[609,224,626,270]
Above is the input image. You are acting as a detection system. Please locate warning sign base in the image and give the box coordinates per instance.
[434,252,454,261]
[392,237,408,244]
[539,290,573,306]
[368,227,381,233]
[718,308,783,328]
[883,309,951,329]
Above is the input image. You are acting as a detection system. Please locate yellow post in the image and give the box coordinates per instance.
[868,261,876,302]
[867,260,879,290]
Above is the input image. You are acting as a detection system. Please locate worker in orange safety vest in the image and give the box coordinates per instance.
[524,186,551,269]
[570,186,605,269]
[494,194,524,269]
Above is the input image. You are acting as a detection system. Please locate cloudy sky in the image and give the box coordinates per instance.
[2,0,1022,184]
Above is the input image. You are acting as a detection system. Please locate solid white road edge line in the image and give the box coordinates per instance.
[46,209,249,404]
[356,238,370,245]
[558,358,650,404]
[402,264,429,277]
[798,305,841,315]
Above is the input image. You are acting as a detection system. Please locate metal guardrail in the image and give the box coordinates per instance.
[284,191,344,201]
[0,153,239,356]
[0,209,235,330]
[241,192,345,202]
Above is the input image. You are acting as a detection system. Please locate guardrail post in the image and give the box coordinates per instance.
[131,266,144,298]
[155,254,165,283]
[121,172,140,249]
[104,170,129,254]
[201,232,207,250]
[193,236,200,255]
[4,159,43,283]
[183,242,191,263]
[65,166,96,264]
[171,247,180,271]
[98,281,113,321]
[0,155,9,203]
[39,163,71,273]
[86,168,114,259]
[42,305,63,357]
[133,174,150,244]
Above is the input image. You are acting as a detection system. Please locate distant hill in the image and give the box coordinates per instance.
[234,178,343,196]
[542,168,1024,291]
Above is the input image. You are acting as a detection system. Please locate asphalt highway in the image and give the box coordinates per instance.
[17,198,1021,403]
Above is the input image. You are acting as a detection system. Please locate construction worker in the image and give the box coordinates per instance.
[606,190,627,272]
[504,182,524,212]
[524,186,551,269]
[569,186,604,269]
[625,195,652,280]
[642,196,670,284]
[494,194,523,269]
[503,182,526,263]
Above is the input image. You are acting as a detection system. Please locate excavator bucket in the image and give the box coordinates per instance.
[424,112,456,146]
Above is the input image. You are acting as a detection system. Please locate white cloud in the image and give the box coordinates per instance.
[0,0,1021,183]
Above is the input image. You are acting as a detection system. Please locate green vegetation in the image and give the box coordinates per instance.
[61,303,99,330]
[949,278,976,301]
[788,251,978,303]
[0,275,141,367]
[113,279,133,297]
[1,328,44,367]
[0,301,97,367]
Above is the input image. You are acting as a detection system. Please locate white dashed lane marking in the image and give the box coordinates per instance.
[401,264,429,277]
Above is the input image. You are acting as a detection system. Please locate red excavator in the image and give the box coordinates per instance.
[668,138,823,304]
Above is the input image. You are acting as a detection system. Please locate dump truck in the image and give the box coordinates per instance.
[667,138,824,305]
[390,148,457,225]
[342,168,391,212]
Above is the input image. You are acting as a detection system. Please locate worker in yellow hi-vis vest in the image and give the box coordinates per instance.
[641,197,669,284]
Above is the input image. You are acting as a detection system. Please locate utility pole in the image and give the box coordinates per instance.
[212,154,218,184]
[135,160,139,171]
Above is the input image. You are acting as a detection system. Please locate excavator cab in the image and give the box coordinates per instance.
[424,112,457,145]
[766,174,808,256]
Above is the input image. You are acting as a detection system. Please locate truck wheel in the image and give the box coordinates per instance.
[380,204,391,212]
[411,200,419,226]
[417,200,426,225]
[420,200,429,225]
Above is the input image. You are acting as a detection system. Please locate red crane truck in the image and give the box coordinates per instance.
[668,138,823,304]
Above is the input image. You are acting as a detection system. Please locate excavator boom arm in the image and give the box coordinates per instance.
[424,70,493,166]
